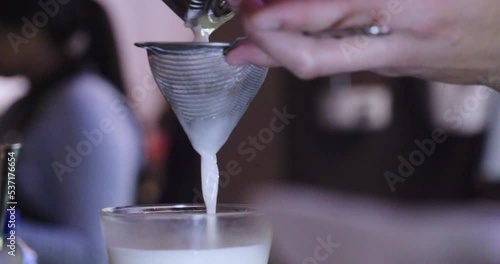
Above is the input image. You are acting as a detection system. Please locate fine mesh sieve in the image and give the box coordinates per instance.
[135,42,268,154]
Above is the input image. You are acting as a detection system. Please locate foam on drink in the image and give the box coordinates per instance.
[108,244,271,264]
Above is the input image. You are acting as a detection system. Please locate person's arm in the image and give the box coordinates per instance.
[226,0,500,91]
[19,77,142,264]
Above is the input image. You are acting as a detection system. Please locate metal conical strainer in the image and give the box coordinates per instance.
[135,42,268,154]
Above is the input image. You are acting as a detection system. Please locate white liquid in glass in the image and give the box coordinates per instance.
[108,244,270,264]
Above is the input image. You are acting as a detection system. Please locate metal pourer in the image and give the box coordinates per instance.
[162,0,234,31]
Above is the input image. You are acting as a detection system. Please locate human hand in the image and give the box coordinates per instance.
[225,0,500,89]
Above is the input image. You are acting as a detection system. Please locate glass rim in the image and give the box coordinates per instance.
[100,204,261,218]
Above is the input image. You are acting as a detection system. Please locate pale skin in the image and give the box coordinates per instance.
[225,0,500,90]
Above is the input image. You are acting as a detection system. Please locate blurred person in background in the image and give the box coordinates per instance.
[0,0,144,263]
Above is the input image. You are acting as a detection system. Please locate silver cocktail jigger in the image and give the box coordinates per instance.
[135,42,268,153]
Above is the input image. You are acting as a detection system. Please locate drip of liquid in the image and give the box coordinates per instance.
[190,12,234,42]
[201,153,219,214]
[185,23,235,215]
[183,115,239,215]
[180,115,240,250]
[192,24,212,42]
[190,24,217,215]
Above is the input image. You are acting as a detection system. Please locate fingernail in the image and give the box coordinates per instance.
[227,59,249,66]
[225,54,250,66]
[226,57,250,65]
[224,37,249,55]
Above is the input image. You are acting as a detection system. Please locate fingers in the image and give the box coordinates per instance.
[247,1,355,32]
[235,0,419,34]
[243,0,391,32]
[226,0,413,78]
[226,41,280,67]
[241,28,402,79]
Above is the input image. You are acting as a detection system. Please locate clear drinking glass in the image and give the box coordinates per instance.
[100,204,272,264]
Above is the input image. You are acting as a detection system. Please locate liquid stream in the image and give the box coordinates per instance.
[190,25,220,215]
